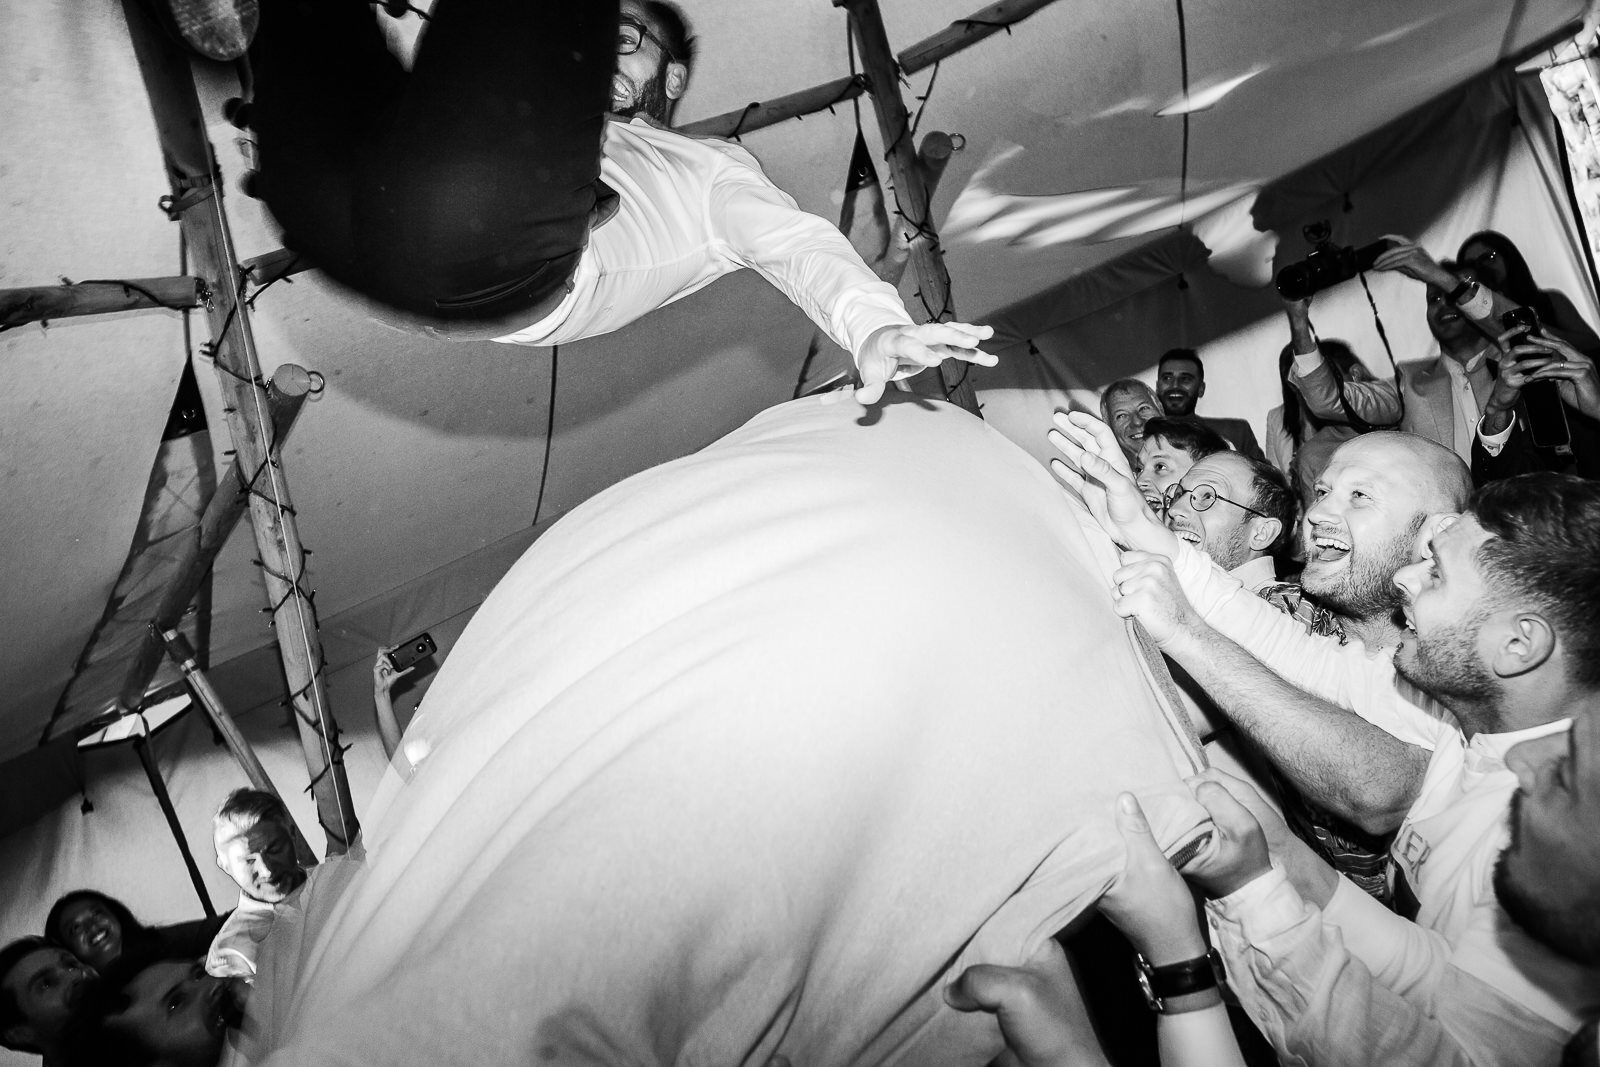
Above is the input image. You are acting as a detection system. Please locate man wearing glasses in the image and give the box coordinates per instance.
[1160,451,1291,593]
[241,0,993,404]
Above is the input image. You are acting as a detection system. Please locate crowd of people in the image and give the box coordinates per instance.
[7,0,1600,1063]
[0,789,308,1067]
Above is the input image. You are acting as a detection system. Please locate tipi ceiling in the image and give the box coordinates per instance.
[0,0,1585,762]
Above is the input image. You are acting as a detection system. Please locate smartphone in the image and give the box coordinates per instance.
[385,632,437,672]
[1499,308,1572,450]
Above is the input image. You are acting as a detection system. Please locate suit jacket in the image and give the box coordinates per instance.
[1290,352,1477,458]
[1200,415,1265,461]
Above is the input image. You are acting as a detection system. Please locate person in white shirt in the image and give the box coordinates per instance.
[205,790,308,981]
[1049,413,1600,1063]
[243,0,992,405]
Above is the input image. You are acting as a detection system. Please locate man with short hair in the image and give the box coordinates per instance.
[205,789,307,980]
[1156,348,1264,460]
[243,0,993,404]
[1133,416,1228,513]
[1051,413,1600,1060]
[1098,378,1163,465]
[1162,451,1291,590]
[1298,431,1473,651]
[0,938,97,1064]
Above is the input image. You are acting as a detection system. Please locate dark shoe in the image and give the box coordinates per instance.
[154,0,260,61]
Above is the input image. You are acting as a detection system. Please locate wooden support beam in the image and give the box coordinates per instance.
[161,628,319,871]
[133,732,218,918]
[0,276,203,328]
[115,365,313,715]
[122,0,358,855]
[0,249,310,329]
[840,0,980,415]
[678,1,1059,140]
[898,0,1061,75]
[679,75,866,140]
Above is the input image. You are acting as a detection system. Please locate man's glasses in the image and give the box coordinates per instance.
[618,18,674,59]
[1163,481,1269,519]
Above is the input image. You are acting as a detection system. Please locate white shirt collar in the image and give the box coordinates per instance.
[1467,717,1571,761]
[1228,555,1279,594]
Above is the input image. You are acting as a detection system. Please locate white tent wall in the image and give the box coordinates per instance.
[979,68,1600,466]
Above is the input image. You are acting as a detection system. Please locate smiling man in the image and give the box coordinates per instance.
[241,0,993,403]
[1049,413,1600,1062]
[1134,416,1228,513]
[205,790,308,980]
[1162,451,1291,589]
[1300,432,1472,650]
[1098,379,1164,465]
[1156,348,1264,460]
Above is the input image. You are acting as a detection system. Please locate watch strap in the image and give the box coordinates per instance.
[1135,950,1225,1011]
[1447,278,1477,305]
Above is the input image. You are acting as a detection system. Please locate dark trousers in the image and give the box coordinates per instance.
[249,0,618,330]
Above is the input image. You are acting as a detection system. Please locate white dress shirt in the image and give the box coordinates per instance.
[1168,542,1600,1046]
[495,117,914,358]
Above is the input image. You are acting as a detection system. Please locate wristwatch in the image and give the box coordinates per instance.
[1133,950,1225,1014]
[1446,278,1478,305]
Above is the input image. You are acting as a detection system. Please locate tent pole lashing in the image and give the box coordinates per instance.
[121,0,358,855]
[132,732,218,918]
[840,0,981,415]
[161,628,319,871]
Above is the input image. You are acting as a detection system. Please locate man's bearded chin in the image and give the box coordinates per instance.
[619,68,673,124]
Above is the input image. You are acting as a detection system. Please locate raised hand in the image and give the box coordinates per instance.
[1097,792,1210,966]
[1047,411,1176,555]
[854,321,996,405]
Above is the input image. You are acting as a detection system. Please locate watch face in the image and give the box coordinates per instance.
[1134,959,1161,1013]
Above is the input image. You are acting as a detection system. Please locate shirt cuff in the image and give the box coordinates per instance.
[1477,413,1515,456]
[1292,350,1326,376]
[1208,864,1306,944]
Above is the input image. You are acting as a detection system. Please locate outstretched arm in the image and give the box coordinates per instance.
[373,650,413,761]
[1113,553,1428,834]
[708,156,995,404]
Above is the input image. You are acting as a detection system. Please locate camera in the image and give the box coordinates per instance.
[1274,222,1396,301]
[385,632,437,673]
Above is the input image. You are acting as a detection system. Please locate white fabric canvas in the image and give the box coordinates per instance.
[232,394,1211,1066]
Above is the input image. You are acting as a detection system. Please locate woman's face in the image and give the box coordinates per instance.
[1459,241,1509,292]
[58,899,123,970]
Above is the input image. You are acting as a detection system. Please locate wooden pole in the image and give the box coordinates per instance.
[161,628,318,870]
[133,732,218,918]
[114,365,313,715]
[0,276,202,328]
[897,0,1062,75]
[121,0,357,855]
[679,75,866,140]
[0,249,311,330]
[839,0,980,415]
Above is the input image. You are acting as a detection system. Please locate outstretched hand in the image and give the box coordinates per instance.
[1046,411,1176,555]
[1371,235,1455,290]
[854,321,996,405]
[945,937,1109,1067]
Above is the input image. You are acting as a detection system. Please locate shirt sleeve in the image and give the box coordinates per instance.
[1475,413,1515,457]
[1207,869,1565,1067]
[1288,350,1403,426]
[707,150,914,361]
[1168,542,1450,751]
